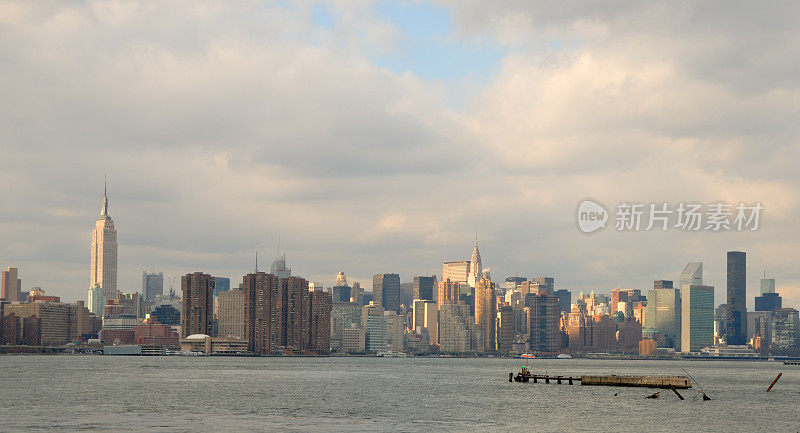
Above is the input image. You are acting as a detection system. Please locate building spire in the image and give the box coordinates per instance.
[101,175,109,217]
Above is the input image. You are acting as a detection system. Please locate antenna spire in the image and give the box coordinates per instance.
[101,175,109,217]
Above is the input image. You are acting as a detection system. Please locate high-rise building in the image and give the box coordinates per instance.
[270,255,291,279]
[680,284,714,352]
[726,251,747,345]
[679,262,703,287]
[3,301,87,346]
[180,272,215,338]
[362,304,386,352]
[755,293,782,312]
[412,276,436,301]
[771,308,799,349]
[611,288,643,317]
[332,285,351,303]
[372,273,401,312]
[496,305,514,353]
[142,272,164,301]
[442,261,469,286]
[276,276,309,353]
[468,239,483,288]
[531,277,554,294]
[307,290,332,355]
[242,272,278,355]
[87,283,105,317]
[474,276,496,352]
[90,182,118,301]
[438,302,474,353]
[1,267,21,302]
[528,293,561,352]
[644,287,681,349]
[336,272,347,287]
[350,281,363,305]
[331,302,362,351]
[653,280,674,291]
[437,278,460,306]
[760,276,775,294]
[213,277,231,297]
[552,289,572,315]
[217,288,244,338]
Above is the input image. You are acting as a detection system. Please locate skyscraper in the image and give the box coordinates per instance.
[372,273,401,312]
[442,261,469,286]
[142,272,164,301]
[270,255,291,279]
[412,276,436,301]
[180,272,215,337]
[644,287,681,349]
[474,276,496,352]
[528,293,561,352]
[437,278,460,306]
[90,182,118,301]
[760,275,775,294]
[468,239,482,287]
[242,272,279,355]
[680,284,714,352]
[726,251,747,345]
[213,277,231,297]
[531,277,554,294]
[1,267,21,302]
[87,283,105,316]
[679,262,703,287]
[217,288,244,338]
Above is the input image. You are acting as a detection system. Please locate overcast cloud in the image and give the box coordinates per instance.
[1,1,799,308]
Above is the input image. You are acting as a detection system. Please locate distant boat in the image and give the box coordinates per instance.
[520,353,536,359]
[556,354,573,359]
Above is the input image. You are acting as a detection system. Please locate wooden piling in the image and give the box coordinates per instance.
[670,387,684,400]
[766,372,782,392]
[509,372,513,383]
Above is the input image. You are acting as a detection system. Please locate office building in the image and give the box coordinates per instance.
[679,262,703,287]
[611,288,644,317]
[275,276,308,353]
[372,273,401,312]
[442,261,469,286]
[3,301,89,346]
[474,276,496,352]
[726,251,747,345]
[552,289,572,315]
[90,182,118,301]
[362,304,386,353]
[214,277,231,297]
[528,293,561,352]
[87,284,105,316]
[331,302,362,351]
[468,239,483,288]
[332,285,351,303]
[437,278,460,306]
[496,305,514,353]
[654,280,673,290]
[384,311,405,352]
[755,293,782,312]
[771,308,799,349]
[412,276,436,301]
[217,288,244,338]
[680,284,714,352]
[438,302,474,353]
[142,272,163,301]
[644,287,681,349]
[1,267,21,302]
[151,304,180,326]
[270,255,291,279]
[760,276,775,294]
[531,277,554,294]
[341,326,366,353]
[181,272,215,338]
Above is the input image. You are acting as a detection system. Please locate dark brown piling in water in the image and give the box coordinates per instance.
[766,373,782,392]
[670,387,684,400]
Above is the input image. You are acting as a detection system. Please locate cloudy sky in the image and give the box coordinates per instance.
[2,1,799,307]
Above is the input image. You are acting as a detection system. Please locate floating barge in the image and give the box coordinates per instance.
[511,368,692,389]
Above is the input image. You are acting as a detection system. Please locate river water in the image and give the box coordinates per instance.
[0,355,797,432]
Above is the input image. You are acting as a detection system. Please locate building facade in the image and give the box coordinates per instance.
[680,284,714,352]
[1,267,21,302]
[726,251,747,345]
[181,272,215,338]
[373,273,401,312]
[217,288,244,338]
[90,183,118,301]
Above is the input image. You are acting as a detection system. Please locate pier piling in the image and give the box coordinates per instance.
[766,373,782,392]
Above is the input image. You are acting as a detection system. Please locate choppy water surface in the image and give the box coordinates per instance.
[0,355,797,432]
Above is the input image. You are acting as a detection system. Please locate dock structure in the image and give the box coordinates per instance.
[512,372,692,389]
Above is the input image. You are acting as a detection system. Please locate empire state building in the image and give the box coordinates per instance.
[90,182,118,300]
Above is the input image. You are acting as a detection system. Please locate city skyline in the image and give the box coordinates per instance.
[2,2,799,308]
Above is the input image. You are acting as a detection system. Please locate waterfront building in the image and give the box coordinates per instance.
[1,313,21,345]
[413,276,436,301]
[341,327,366,353]
[372,273,401,312]
[90,182,118,301]
[1,267,21,302]
[217,288,244,338]
[3,301,85,346]
[644,286,681,350]
[726,251,747,345]
[680,284,715,352]
[474,276,496,352]
[180,334,249,355]
[442,261,469,286]
[527,293,561,353]
[384,311,405,353]
[438,302,474,353]
[679,262,703,287]
[362,304,386,353]
[213,277,231,297]
[142,272,164,301]
[242,272,279,355]
[133,316,179,347]
[181,272,215,338]
[771,308,799,349]
[331,302,362,352]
